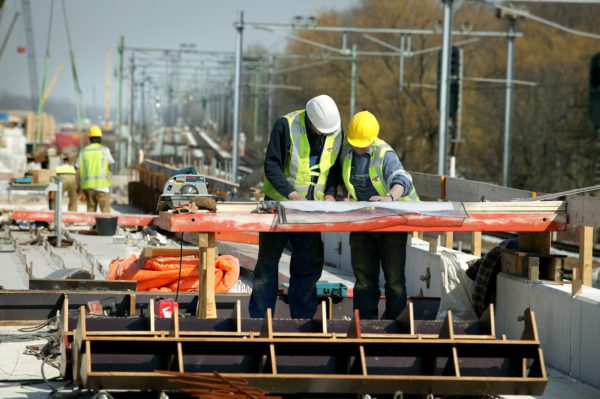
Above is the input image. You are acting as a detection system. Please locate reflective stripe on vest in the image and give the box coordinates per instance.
[79,143,111,189]
[342,138,419,201]
[263,110,342,200]
[56,165,76,175]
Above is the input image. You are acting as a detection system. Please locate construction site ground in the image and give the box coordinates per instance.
[0,188,599,398]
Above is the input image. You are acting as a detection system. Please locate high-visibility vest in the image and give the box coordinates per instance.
[342,138,419,201]
[55,165,76,175]
[78,143,111,189]
[263,110,342,200]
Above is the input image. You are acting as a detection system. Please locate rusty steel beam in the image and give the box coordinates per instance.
[11,210,157,226]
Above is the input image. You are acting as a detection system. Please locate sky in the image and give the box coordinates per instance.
[0,0,357,108]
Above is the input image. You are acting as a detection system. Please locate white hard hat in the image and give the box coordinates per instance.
[305,94,341,135]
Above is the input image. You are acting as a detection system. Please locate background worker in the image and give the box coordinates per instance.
[342,111,419,320]
[49,160,78,212]
[76,126,114,213]
[249,94,343,319]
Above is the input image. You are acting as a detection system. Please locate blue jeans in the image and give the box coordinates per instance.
[350,232,408,320]
[249,232,324,319]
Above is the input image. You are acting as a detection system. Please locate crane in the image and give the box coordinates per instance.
[21,0,39,111]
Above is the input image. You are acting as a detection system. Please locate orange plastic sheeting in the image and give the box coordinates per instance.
[143,256,198,271]
[106,254,240,292]
[215,255,240,292]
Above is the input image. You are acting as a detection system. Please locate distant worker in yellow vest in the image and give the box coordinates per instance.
[76,126,114,213]
[49,163,78,212]
[249,94,343,319]
[342,111,419,320]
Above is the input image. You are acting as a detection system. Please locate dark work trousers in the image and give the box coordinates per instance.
[350,231,408,320]
[249,231,324,319]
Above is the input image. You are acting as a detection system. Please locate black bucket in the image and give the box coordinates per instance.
[96,216,118,236]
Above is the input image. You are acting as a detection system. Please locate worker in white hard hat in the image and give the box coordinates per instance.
[342,111,419,319]
[75,126,114,213]
[249,94,343,319]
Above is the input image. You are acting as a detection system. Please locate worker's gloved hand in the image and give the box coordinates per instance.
[287,191,305,201]
[324,195,336,202]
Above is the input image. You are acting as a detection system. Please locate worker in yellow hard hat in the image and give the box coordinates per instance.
[75,126,114,213]
[342,110,419,320]
[249,94,343,319]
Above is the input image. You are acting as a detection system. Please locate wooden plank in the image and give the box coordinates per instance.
[518,232,551,254]
[567,195,600,228]
[197,233,217,318]
[28,279,137,292]
[579,226,594,287]
[140,246,199,259]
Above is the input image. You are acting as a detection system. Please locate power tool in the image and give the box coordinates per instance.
[156,174,214,212]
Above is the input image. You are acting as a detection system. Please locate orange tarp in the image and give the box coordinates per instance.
[107,253,240,293]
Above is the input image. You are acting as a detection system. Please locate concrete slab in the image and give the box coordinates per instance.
[532,283,572,374]
[496,273,533,339]
[502,367,600,399]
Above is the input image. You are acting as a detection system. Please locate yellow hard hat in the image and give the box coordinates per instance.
[347,111,379,148]
[89,125,103,138]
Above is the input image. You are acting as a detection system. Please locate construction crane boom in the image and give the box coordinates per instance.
[21,0,39,110]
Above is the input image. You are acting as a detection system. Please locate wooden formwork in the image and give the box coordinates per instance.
[67,301,547,396]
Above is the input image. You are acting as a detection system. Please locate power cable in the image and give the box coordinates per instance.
[174,232,183,303]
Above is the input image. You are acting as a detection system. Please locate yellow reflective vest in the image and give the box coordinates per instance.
[342,138,419,201]
[78,143,112,189]
[263,110,342,200]
[55,165,76,175]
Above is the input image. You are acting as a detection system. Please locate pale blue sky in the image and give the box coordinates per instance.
[0,0,358,105]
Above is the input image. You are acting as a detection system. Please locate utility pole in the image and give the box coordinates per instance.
[128,54,135,167]
[116,36,124,172]
[350,44,358,119]
[437,0,454,176]
[253,68,261,144]
[267,55,275,136]
[502,17,517,187]
[232,11,243,182]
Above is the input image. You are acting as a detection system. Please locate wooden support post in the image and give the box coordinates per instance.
[573,225,593,296]
[444,232,454,249]
[518,232,551,254]
[197,232,217,318]
[471,232,482,257]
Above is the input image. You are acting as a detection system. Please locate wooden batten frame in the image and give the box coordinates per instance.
[260,308,274,339]
[320,301,328,334]
[439,310,455,340]
[520,308,540,342]
[518,232,551,254]
[230,299,242,333]
[397,302,415,335]
[347,309,362,339]
[479,303,496,338]
[128,293,136,317]
[149,299,155,332]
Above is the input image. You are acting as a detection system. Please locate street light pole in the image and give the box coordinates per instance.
[437,0,454,176]
[502,17,517,187]
[232,11,244,182]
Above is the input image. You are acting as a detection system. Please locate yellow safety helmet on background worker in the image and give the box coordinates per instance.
[347,111,380,148]
[89,126,103,138]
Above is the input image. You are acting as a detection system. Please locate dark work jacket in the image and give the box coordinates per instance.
[263,116,342,200]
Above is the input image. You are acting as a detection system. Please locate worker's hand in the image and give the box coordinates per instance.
[287,191,305,201]
[324,195,336,202]
[369,195,392,202]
